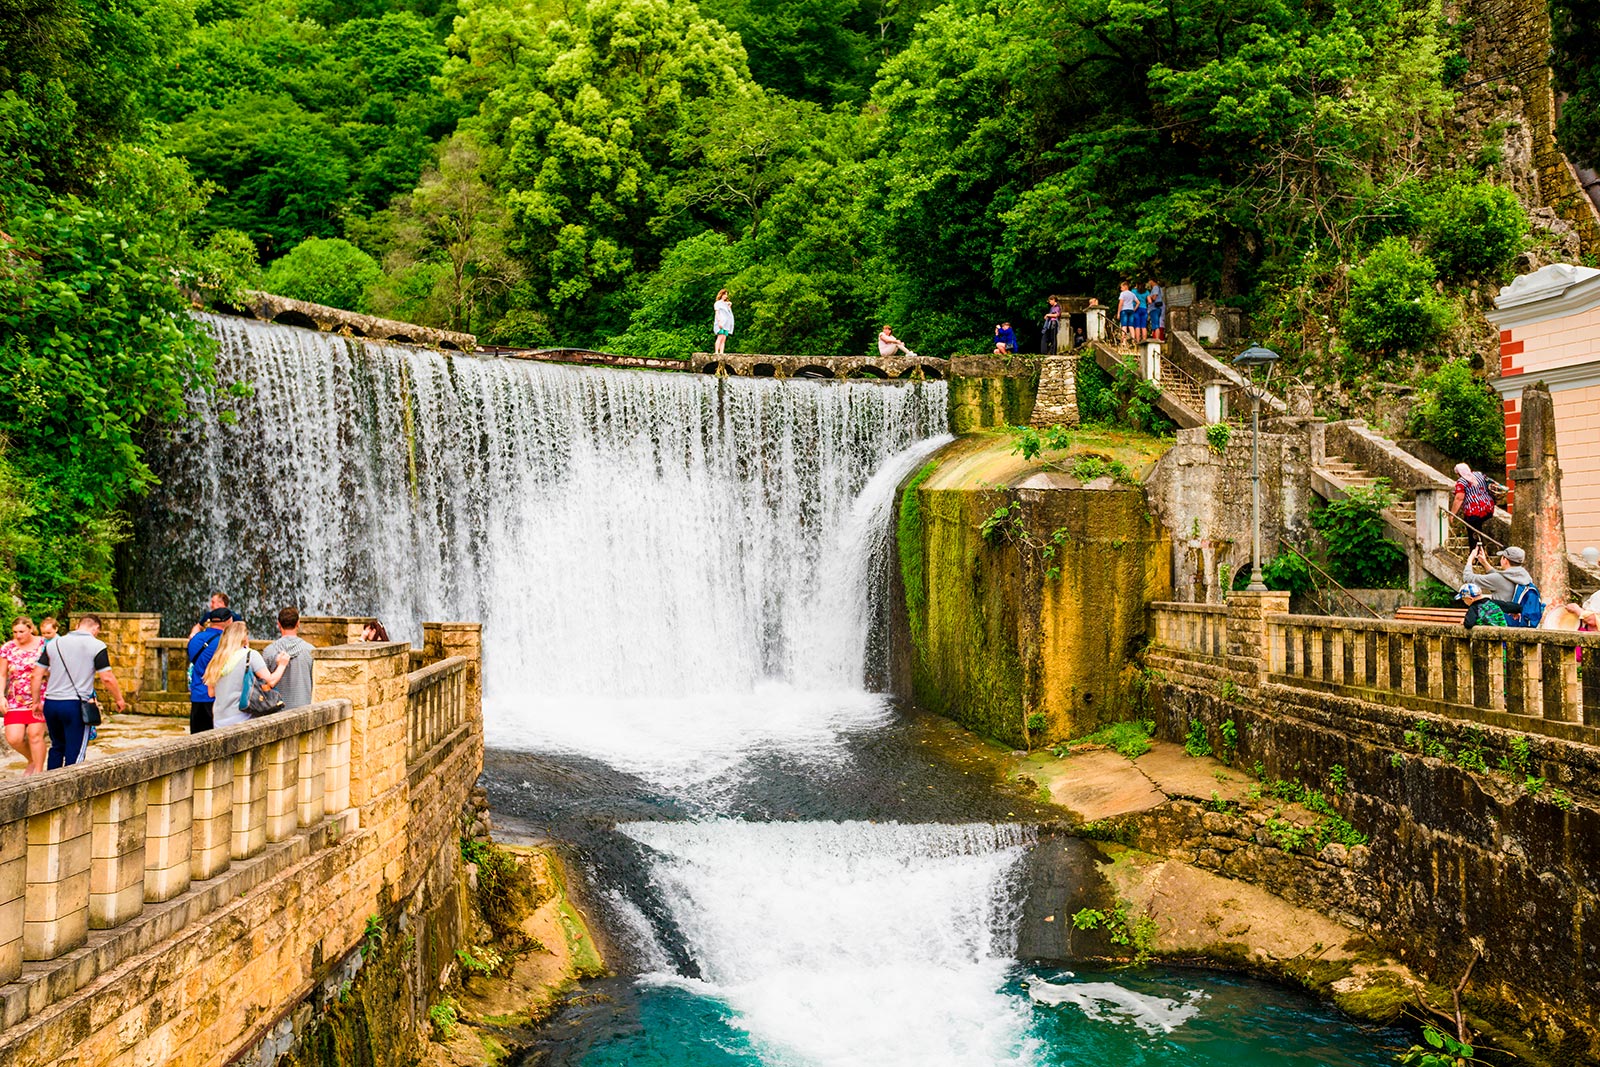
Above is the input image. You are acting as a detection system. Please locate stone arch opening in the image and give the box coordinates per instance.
[851,365,887,379]
[702,361,727,375]
[919,366,943,380]
[794,365,835,379]
[439,339,463,351]
[753,363,778,377]
[270,309,320,331]
[386,334,416,345]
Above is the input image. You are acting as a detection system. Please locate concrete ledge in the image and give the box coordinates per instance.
[0,703,351,825]
[229,292,475,352]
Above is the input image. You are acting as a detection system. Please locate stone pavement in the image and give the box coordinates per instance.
[0,713,188,782]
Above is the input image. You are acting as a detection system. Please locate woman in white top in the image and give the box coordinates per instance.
[878,325,916,358]
[713,289,734,356]
[203,621,289,728]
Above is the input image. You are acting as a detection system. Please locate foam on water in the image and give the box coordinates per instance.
[1027,978,1207,1034]
[622,820,1039,1067]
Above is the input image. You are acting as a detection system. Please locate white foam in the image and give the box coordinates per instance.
[622,820,1040,1066]
[1027,978,1206,1034]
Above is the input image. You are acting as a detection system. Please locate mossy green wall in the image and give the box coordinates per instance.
[896,464,1171,747]
[948,372,1039,434]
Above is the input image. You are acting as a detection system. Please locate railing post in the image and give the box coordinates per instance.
[191,756,234,880]
[0,820,24,982]
[436,623,484,723]
[231,748,268,860]
[325,716,352,814]
[89,784,147,929]
[1523,642,1546,720]
[1204,380,1229,424]
[24,805,92,960]
[1486,638,1507,713]
[264,738,299,843]
[145,769,194,902]
[1225,591,1290,693]
[298,726,328,828]
[1557,647,1580,723]
[313,643,412,813]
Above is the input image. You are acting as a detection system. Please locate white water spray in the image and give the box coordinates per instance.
[624,820,1039,1067]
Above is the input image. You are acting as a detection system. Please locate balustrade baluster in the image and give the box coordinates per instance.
[1487,639,1507,713]
[0,821,23,982]
[191,756,234,879]
[89,785,146,929]
[145,769,193,902]
[264,738,299,843]
[24,805,91,960]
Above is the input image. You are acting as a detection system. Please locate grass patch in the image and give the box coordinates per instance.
[1059,719,1156,759]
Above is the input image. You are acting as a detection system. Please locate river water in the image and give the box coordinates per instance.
[133,317,1403,1066]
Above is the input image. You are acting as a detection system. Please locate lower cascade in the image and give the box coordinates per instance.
[134,316,1397,1066]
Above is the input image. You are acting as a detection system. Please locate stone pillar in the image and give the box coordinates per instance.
[1029,357,1081,429]
[263,738,299,843]
[0,820,25,982]
[1225,590,1290,692]
[1508,382,1569,607]
[230,748,268,860]
[1204,381,1229,424]
[90,785,147,929]
[421,622,445,666]
[1415,488,1449,553]
[24,806,92,960]
[1141,342,1163,382]
[313,643,411,812]
[145,769,194,902]
[1085,306,1107,342]
[191,757,234,880]
[89,613,161,701]
[436,623,484,722]
[298,616,376,648]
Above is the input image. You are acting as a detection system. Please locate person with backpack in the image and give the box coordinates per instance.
[1451,463,1503,548]
[1455,584,1509,629]
[187,607,234,733]
[1463,544,1544,627]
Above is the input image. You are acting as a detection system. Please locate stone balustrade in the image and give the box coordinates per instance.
[0,617,485,1065]
[1149,602,1229,660]
[407,658,468,762]
[1150,596,1600,743]
[0,701,352,1022]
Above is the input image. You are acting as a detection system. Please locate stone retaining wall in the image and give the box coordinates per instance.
[1147,594,1600,1064]
[0,620,485,1067]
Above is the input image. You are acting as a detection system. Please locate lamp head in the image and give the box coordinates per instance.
[1233,344,1281,369]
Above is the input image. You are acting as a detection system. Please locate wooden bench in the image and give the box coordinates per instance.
[1395,606,1467,625]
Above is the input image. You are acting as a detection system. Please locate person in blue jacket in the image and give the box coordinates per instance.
[993,320,1017,354]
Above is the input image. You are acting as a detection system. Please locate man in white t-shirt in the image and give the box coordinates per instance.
[33,615,125,768]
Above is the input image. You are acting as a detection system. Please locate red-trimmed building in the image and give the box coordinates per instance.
[1486,263,1600,551]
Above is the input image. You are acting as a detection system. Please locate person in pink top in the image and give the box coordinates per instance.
[0,617,48,774]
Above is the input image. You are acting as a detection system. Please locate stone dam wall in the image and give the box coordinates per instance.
[1147,595,1600,1065]
[0,619,484,1067]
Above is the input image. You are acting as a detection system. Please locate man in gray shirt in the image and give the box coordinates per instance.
[33,615,126,768]
[1462,544,1534,603]
[262,606,315,710]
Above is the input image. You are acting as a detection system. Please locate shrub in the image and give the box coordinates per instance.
[1341,237,1453,354]
[1406,358,1505,472]
[1420,182,1525,281]
[461,838,534,939]
[1260,551,1315,596]
[261,237,382,312]
[1312,480,1408,588]
[1205,423,1231,453]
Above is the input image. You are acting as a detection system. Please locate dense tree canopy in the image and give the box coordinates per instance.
[0,0,1563,609]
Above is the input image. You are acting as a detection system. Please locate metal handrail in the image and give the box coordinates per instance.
[1438,507,1509,554]
[1275,537,1385,619]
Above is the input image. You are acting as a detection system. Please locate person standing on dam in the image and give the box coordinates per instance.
[713,289,735,356]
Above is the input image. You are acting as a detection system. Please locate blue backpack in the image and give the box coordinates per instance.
[1511,583,1545,628]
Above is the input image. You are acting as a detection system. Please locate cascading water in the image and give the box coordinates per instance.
[132,315,1398,1066]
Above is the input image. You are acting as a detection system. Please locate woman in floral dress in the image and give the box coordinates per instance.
[0,617,48,774]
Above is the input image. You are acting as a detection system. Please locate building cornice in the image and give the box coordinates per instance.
[1487,269,1600,329]
[1491,360,1600,396]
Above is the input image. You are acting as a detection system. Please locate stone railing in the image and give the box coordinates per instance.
[1267,615,1600,737]
[0,701,352,1023]
[1148,593,1600,743]
[407,657,469,762]
[1149,602,1229,660]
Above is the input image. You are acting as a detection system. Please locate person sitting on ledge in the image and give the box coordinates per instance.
[1455,583,1507,629]
[993,321,1016,355]
[878,326,917,359]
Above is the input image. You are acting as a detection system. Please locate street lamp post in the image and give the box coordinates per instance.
[1232,344,1281,593]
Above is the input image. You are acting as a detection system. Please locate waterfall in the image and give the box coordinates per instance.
[129,315,947,783]
[621,820,1038,1067]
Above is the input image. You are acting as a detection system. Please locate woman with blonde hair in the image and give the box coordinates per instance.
[713,289,734,356]
[0,616,47,774]
[204,621,289,728]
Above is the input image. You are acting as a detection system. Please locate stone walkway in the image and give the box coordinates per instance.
[0,713,188,782]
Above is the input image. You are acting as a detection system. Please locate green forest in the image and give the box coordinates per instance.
[1,0,1597,610]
